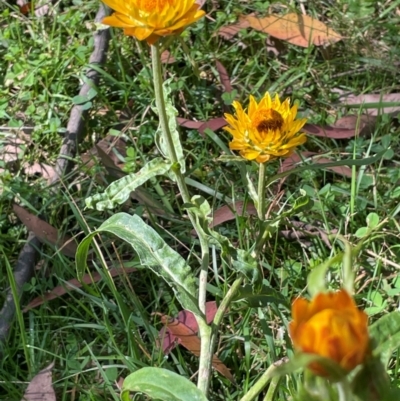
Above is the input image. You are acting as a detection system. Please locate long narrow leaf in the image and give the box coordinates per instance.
[85,158,172,210]
[76,213,200,315]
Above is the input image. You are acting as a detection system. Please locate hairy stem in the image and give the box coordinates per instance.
[151,43,211,394]
[239,364,278,401]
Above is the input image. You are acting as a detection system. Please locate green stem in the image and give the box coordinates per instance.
[239,364,278,401]
[257,162,267,220]
[253,162,268,257]
[263,376,280,401]
[151,43,211,394]
[337,379,352,401]
[213,277,244,328]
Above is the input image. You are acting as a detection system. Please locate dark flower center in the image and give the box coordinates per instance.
[253,108,284,133]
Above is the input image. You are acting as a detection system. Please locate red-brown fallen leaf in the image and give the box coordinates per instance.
[18,2,31,14]
[341,93,400,116]
[303,124,358,139]
[176,117,228,137]
[215,60,232,93]
[13,204,77,258]
[217,15,251,40]
[160,312,234,382]
[23,268,137,312]
[245,13,342,47]
[22,362,55,401]
[280,152,353,177]
[199,117,227,135]
[176,118,203,130]
[303,114,376,139]
[211,201,257,228]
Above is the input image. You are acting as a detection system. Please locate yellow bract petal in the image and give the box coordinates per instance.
[101,0,205,43]
[223,92,307,163]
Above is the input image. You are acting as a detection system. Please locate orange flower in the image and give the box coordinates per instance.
[289,289,369,376]
[224,92,307,163]
[101,0,205,44]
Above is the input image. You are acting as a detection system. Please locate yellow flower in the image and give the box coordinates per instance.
[101,0,205,44]
[289,289,369,376]
[224,92,307,163]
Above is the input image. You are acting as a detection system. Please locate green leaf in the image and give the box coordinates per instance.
[72,88,97,105]
[355,227,368,238]
[369,311,400,366]
[307,259,331,297]
[184,196,262,288]
[76,213,200,315]
[121,367,209,401]
[246,172,259,210]
[351,356,397,401]
[184,195,212,229]
[85,158,172,210]
[232,284,289,309]
[366,212,379,229]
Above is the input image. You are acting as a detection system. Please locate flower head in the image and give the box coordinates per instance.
[224,92,307,163]
[101,0,205,44]
[289,289,369,376]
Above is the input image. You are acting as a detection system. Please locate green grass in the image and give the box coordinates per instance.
[1,0,400,400]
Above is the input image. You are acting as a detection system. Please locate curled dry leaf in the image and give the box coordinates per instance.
[159,310,235,383]
[245,13,342,47]
[159,301,217,353]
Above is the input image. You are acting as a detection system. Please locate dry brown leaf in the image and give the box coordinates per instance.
[198,117,227,136]
[2,137,25,166]
[245,13,342,47]
[280,152,353,178]
[341,93,400,116]
[161,50,176,64]
[13,204,77,258]
[303,114,376,139]
[22,362,56,401]
[23,267,137,312]
[158,301,217,353]
[217,15,251,40]
[211,201,257,228]
[215,60,232,92]
[23,163,57,183]
[176,118,203,130]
